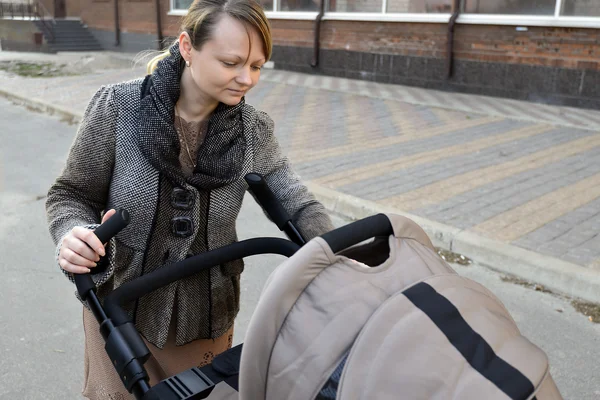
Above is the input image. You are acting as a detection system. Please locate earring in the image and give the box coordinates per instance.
[185,60,190,67]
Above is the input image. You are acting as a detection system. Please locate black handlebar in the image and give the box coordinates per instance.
[321,213,394,254]
[245,173,306,246]
[104,237,300,326]
[74,209,130,301]
[70,209,151,397]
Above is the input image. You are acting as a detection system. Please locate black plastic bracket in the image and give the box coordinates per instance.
[119,322,151,363]
[142,367,215,399]
[104,321,150,392]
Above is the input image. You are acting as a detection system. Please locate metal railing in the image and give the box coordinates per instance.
[0,0,55,41]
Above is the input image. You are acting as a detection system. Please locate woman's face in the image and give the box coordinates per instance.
[180,14,266,107]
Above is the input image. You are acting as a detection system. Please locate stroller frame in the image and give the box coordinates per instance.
[75,173,393,400]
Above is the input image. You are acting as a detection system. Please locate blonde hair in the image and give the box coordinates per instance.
[146,0,272,75]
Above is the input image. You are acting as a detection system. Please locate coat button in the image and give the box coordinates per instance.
[171,187,194,210]
[171,216,194,238]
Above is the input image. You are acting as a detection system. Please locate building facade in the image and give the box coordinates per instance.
[37,0,600,108]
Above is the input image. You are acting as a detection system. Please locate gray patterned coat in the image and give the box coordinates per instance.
[46,78,333,348]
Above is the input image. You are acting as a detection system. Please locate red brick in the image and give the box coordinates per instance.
[68,3,600,71]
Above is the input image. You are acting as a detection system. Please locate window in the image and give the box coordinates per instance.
[257,0,274,11]
[171,0,600,28]
[173,0,192,10]
[387,0,452,13]
[561,0,600,16]
[462,0,556,15]
[280,0,320,11]
[328,0,452,13]
[328,0,383,12]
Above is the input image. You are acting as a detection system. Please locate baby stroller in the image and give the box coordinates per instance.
[78,174,563,400]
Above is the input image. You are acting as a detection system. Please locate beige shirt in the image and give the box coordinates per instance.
[174,114,209,176]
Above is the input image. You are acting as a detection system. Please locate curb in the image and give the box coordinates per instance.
[3,89,599,304]
[0,88,84,123]
[307,182,600,304]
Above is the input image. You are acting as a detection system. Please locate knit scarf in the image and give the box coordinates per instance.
[137,42,247,189]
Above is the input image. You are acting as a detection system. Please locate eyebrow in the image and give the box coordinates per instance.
[217,52,266,63]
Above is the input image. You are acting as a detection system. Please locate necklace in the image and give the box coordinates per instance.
[175,104,197,170]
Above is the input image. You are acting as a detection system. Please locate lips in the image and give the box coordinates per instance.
[227,88,245,95]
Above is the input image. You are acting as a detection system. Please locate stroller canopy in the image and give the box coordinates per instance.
[238,214,562,400]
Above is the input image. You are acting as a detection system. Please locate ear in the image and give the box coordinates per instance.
[178,32,193,63]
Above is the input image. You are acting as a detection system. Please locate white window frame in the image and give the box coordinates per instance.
[457,14,599,29]
[169,0,600,28]
[168,0,189,16]
[265,0,599,29]
[264,11,319,20]
[320,12,452,23]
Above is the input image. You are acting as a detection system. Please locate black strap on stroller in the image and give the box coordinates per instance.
[74,173,394,400]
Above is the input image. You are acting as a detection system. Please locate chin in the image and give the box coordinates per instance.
[220,96,244,106]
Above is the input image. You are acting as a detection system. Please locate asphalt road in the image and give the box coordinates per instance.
[1,97,598,399]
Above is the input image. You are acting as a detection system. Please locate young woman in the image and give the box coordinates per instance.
[45,0,333,397]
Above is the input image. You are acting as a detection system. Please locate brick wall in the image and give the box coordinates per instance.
[321,21,448,57]
[269,20,599,108]
[73,5,599,107]
[37,0,54,16]
[81,0,182,37]
[270,20,599,71]
[0,19,51,52]
[61,0,600,64]
[454,25,599,71]
[66,0,81,18]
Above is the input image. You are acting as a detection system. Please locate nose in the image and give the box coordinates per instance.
[235,67,253,86]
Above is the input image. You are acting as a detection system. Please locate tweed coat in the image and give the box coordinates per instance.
[46,78,333,348]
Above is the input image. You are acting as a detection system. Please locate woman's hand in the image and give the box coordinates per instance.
[58,209,116,274]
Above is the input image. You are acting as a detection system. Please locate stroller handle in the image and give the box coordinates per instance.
[74,209,130,301]
[71,210,153,397]
[104,237,300,326]
[245,173,306,246]
[76,173,308,399]
[321,213,393,253]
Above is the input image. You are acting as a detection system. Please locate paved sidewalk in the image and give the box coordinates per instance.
[2,51,600,302]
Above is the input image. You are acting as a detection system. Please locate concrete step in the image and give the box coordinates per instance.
[34,19,103,52]
[49,44,104,51]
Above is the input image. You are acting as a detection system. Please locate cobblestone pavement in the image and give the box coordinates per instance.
[1,52,599,270]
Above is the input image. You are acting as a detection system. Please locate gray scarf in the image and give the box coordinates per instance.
[138,42,247,189]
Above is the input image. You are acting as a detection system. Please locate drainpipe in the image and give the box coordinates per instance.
[310,0,325,68]
[114,0,120,46]
[155,0,163,49]
[446,0,460,79]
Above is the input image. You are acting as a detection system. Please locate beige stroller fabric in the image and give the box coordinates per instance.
[238,214,562,400]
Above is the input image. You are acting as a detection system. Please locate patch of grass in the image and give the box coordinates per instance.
[501,274,600,323]
[500,275,553,294]
[59,114,79,125]
[571,300,600,324]
[436,248,472,266]
[0,61,78,78]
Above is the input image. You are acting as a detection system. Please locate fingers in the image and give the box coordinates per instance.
[59,226,108,275]
[101,209,117,225]
[58,257,91,275]
[61,247,98,268]
[72,226,106,257]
